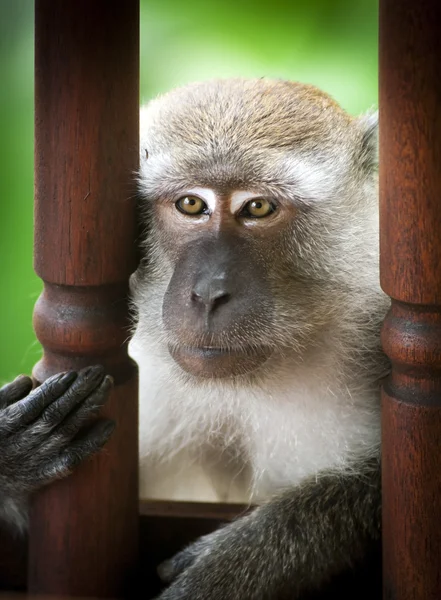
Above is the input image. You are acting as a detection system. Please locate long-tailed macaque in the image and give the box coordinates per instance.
[1,79,387,599]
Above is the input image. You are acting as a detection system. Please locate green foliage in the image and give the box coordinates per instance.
[140,0,378,113]
[0,0,377,382]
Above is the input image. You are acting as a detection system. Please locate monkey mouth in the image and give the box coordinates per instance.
[168,344,273,379]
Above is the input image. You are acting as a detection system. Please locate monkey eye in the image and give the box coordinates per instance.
[239,198,276,218]
[175,196,208,216]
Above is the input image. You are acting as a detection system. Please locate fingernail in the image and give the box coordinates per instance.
[58,371,78,386]
[13,374,27,381]
[44,371,67,384]
[13,375,31,387]
[103,375,114,386]
[81,365,105,380]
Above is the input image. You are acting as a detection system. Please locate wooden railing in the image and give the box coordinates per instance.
[379,1,441,598]
[0,1,440,598]
[29,0,139,596]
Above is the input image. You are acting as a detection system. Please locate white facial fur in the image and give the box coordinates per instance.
[131,322,383,503]
[229,190,261,214]
[133,80,386,504]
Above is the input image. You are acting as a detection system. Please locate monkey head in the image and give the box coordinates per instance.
[133,78,379,380]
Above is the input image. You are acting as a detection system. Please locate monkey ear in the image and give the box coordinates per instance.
[357,110,378,173]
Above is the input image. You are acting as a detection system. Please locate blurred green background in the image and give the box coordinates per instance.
[0,0,378,384]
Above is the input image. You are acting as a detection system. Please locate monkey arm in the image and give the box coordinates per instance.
[155,458,381,600]
[0,366,114,531]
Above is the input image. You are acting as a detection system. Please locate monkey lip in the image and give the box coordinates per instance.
[168,344,273,378]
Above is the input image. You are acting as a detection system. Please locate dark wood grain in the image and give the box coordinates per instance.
[29,0,139,596]
[379,0,441,598]
[139,499,251,520]
[0,500,381,598]
[0,528,26,591]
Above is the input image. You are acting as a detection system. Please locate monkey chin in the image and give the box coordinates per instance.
[168,345,273,379]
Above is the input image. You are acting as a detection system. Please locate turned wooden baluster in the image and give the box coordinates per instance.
[29,0,139,596]
[380,1,441,598]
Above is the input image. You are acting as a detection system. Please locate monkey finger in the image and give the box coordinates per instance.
[17,376,113,453]
[35,419,115,485]
[0,375,33,409]
[50,375,114,440]
[0,371,77,433]
[157,542,206,583]
[157,560,177,584]
[35,366,107,432]
[157,554,195,584]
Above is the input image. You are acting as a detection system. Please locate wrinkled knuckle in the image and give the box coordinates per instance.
[71,382,90,400]
[42,406,63,425]
[62,389,76,404]
[84,403,104,419]
[80,439,101,456]
[37,385,51,402]
[59,422,78,437]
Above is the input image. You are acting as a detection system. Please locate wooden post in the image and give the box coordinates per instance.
[379,1,441,598]
[29,0,139,596]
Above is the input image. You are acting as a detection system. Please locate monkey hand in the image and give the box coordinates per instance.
[0,365,114,529]
[155,510,288,600]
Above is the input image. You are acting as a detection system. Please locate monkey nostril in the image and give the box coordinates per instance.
[210,290,231,309]
[191,287,231,312]
[191,291,203,304]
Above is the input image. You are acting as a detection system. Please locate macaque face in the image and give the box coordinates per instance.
[135,79,375,380]
[158,186,299,378]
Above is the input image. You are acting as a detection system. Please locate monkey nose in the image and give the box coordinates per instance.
[191,279,231,312]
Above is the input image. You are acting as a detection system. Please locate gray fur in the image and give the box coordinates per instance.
[156,459,381,599]
[0,368,114,533]
[133,79,388,598]
[0,78,387,598]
